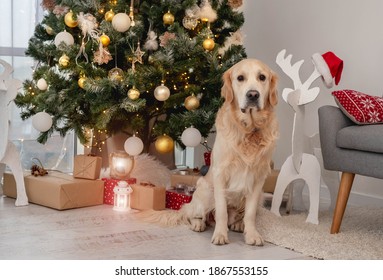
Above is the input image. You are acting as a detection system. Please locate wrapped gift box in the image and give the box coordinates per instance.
[130,183,166,210]
[170,169,201,187]
[263,169,280,193]
[73,154,102,180]
[166,185,194,210]
[102,177,137,205]
[3,172,104,210]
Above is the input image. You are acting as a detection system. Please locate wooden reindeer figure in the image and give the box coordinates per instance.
[270,49,343,224]
[0,59,28,206]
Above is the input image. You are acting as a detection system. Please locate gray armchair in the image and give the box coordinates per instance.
[318,105,383,233]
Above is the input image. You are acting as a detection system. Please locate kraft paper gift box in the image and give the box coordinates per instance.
[170,169,201,187]
[130,183,166,211]
[262,169,280,193]
[73,154,102,180]
[102,177,137,205]
[166,185,194,210]
[3,172,104,210]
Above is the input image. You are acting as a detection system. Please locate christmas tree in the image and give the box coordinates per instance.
[15,0,246,154]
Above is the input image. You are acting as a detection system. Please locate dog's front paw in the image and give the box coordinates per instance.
[189,218,206,232]
[211,231,229,245]
[244,229,264,246]
[229,220,244,232]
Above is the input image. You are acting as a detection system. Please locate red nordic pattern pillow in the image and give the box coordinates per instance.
[332,89,383,124]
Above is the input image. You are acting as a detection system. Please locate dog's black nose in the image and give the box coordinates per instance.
[246,90,260,102]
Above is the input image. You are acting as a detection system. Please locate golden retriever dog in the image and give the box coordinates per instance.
[140,58,278,245]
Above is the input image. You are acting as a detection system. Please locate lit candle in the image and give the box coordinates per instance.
[109,150,134,179]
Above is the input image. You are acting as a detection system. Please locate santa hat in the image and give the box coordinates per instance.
[312,51,343,88]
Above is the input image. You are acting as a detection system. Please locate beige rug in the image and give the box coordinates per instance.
[256,207,383,259]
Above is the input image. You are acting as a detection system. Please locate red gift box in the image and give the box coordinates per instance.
[166,187,194,210]
[102,177,137,205]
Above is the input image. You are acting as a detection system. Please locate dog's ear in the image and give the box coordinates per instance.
[221,69,234,103]
[268,71,278,107]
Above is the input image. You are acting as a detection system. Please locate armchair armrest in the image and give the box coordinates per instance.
[318,105,354,170]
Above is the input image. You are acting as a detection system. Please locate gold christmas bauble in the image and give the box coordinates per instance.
[155,135,174,153]
[105,9,115,22]
[45,25,53,35]
[78,77,87,89]
[59,54,70,67]
[163,11,175,25]
[108,67,124,82]
[184,94,200,111]
[128,86,140,100]
[100,34,110,47]
[64,10,78,28]
[203,38,215,51]
[154,83,170,101]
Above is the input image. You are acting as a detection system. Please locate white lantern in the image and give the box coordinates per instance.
[54,31,75,47]
[113,181,133,211]
[36,78,48,91]
[181,127,202,147]
[112,13,131,32]
[154,83,170,101]
[32,112,53,132]
[124,135,144,156]
[109,150,134,180]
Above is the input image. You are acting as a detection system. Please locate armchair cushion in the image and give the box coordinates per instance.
[319,105,383,179]
[337,125,383,153]
[332,89,383,124]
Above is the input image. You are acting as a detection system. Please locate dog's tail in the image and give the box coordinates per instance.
[134,208,188,227]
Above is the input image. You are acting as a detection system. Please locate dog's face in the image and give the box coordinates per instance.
[221,59,278,113]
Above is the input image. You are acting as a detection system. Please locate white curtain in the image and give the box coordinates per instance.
[0,0,74,173]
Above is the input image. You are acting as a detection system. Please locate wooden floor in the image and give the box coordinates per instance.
[0,191,312,260]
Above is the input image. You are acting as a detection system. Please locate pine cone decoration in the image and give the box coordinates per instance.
[31,159,48,176]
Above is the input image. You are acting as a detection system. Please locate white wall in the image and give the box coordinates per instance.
[241,0,383,202]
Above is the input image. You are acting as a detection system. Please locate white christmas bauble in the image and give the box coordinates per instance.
[124,136,144,156]
[37,78,48,91]
[112,13,131,32]
[54,31,74,47]
[154,84,170,101]
[181,127,202,147]
[32,112,53,132]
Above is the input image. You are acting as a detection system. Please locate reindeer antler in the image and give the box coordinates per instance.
[276,49,321,105]
[276,49,304,89]
[0,59,14,80]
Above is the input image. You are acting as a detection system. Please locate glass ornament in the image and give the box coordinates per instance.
[112,13,131,32]
[54,31,74,47]
[163,11,175,25]
[203,38,215,51]
[124,135,144,156]
[108,67,124,82]
[64,10,78,28]
[32,112,53,132]
[181,127,202,147]
[36,78,48,91]
[184,94,200,110]
[154,84,170,101]
[155,135,174,153]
